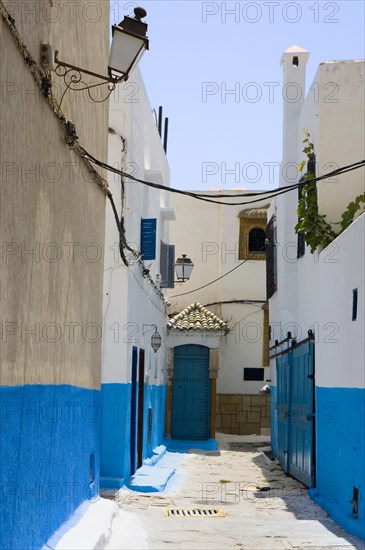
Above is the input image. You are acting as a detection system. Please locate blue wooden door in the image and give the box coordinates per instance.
[130,347,138,475]
[288,342,315,487]
[171,345,210,440]
[276,341,315,487]
[276,351,291,472]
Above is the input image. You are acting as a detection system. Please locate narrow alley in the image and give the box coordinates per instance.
[1,2,364,549]
[103,435,364,550]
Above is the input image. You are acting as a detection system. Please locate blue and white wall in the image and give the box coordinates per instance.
[269,47,365,539]
[101,68,171,488]
[309,214,364,540]
[0,2,109,548]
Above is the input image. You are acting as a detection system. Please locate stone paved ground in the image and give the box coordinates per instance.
[104,434,364,550]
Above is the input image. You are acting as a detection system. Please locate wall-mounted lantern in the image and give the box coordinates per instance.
[40,7,149,107]
[108,7,149,81]
[143,324,162,353]
[174,254,194,283]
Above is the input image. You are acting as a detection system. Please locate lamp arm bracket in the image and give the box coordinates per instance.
[142,324,157,335]
[55,58,124,84]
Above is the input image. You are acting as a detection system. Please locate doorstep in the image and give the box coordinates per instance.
[126,451,186,493]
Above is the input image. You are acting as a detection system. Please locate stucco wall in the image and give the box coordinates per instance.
[103,67,170,387]
[0,2,109,547]
[101,68,171,486]
[315,213,364,389]
[0,0,109,390]
[316,61,365,224]
[269,50,365,540]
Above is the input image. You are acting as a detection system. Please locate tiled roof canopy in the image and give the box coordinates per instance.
[237,206,269,219]
[167,302,229,332]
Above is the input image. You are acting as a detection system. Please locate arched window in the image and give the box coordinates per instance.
[248,228,266,253]
[238,207,268,261]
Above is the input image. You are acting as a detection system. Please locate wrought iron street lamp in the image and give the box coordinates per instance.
[40,7,149,106]
[142,324,162,353]
[108,7,149,81]
[174,254,194,283]
[150,328,162,353]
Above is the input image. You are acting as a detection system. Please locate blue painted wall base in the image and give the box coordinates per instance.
[0,384,100,550]
[100,383,166,490]
[271,383,365,540]
[100,383,132,489]
[310,387,365,541]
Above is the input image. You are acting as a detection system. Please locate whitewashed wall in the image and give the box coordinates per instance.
[269,55,365,354]
[169,192,270,394]
[269,49,365,539]
[102,68,171,386]
[315,213,364,388]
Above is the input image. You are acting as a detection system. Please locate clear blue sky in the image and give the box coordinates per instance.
[112,1,364,190]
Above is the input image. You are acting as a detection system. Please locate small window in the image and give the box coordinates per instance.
[248,228,266,253]
[244,368,264,381]
[352,289,358,321]
[238,209,267,261]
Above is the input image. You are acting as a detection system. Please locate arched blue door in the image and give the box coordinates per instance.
[170,344,211,440]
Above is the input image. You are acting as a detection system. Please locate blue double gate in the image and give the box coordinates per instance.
[276,340,315,487]
[170,344,211,440]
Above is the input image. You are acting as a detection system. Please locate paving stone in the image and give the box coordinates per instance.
[105,433,363,550]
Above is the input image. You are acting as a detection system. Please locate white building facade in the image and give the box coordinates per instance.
[168,193,271,436]
[101,68,174,488]
[269,46,364,540]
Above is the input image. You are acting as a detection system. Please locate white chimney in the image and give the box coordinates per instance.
[280,45,310,185]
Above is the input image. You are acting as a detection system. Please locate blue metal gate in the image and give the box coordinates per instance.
[276,352,291,472]
[171,345,210,440]
[276,339,315,487]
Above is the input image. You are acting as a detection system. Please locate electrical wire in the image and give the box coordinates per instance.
[168,300,265,317]
[81,148,297,205]
[79,146,365,207]
[204,300,266,307]
[170,249,267,298]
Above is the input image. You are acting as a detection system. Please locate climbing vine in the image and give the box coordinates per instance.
[295,129,365,253]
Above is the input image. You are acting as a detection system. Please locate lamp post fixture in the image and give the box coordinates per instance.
[40,7,149,107]
[142,324,162,353]
[108,7,149,81]
[174,254,194,283]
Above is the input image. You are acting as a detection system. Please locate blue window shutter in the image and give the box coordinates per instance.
[160,242,175,288]
[160,242,168,287]
[167,244,175,288]
[140,218,156,260]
